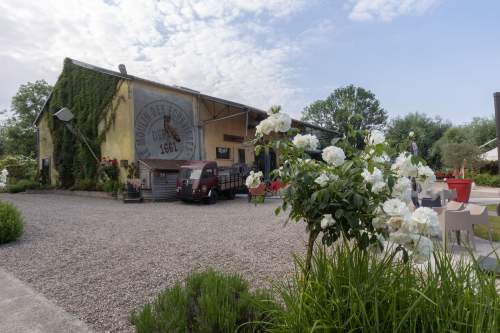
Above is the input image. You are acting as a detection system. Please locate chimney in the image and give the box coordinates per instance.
[118,64,127,76]
[494,92,500,174]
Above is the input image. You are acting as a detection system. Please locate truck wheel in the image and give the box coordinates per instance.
[207,189,218,204]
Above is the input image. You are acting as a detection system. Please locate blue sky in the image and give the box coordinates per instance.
[0,0,499,124]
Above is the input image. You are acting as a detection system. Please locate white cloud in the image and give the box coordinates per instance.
[348,0,438,21]
[0,0,311,116]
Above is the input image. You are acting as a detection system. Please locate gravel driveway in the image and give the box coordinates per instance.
[0,193,306,333]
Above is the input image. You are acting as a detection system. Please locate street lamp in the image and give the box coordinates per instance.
[54,107,100,163]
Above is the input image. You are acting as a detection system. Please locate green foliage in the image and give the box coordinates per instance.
[1,80,52,157]
[102,180,121,194]
[441,143,481,170]
[6,179,40,193]
[72,178,97,191]
[301,85,387,143]
[475,215,500,242]
[0,155,37,183]
[472,173,500,187]
[0,201,24,244]
[386,112,451,168]
[271,244,500,333]
[45,58,123,187]
[131,269,277,333]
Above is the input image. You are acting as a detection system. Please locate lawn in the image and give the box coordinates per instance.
[474,215,500,242]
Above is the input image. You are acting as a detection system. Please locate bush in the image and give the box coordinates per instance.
[0,201,24,244]
[102,180,121,194]
[6,179,40,193]
[479,160,499,175]
[472,173,500,187]
[72,178,96,191]
[0,155,37,184]
[271,244,500,333]
[131,269,278,333]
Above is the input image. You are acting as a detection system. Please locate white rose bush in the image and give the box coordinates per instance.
[250,107,438,271]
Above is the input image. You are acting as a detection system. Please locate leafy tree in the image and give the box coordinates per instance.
[464,116,496,147]
[441,143,481,172]
[2,80,52,157]
[386,112,451,169]
[302,85,388,138]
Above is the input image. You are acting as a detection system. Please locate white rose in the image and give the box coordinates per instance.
[314,173,329,187]
[392,177,412,203]
[408,207,440,237]
[255,119,273,136]
[362,167,386,193]
[322,146,346,166]
[373,152,389,164]
[391,153,418,178]
[389,230,413,245]
[321,214,336,229]
[245,171,263,188]
[274,113,292,133]
[382,198,409,217]
[409,131,415,138]
[416,164,436,190]
[292,134,319,151]
[367,130,385,145]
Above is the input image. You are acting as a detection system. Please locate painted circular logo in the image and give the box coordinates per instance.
[135,100,195,160]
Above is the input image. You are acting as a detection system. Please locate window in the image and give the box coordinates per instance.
[202,168,215,178]
[238,149,246,163]
[216,147,231,159]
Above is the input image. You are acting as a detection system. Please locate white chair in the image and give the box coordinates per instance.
[440,210,476,250]
[467,204,493,242]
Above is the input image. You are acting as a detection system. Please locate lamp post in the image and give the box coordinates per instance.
[53,107,100,163]
[494,93,500,175]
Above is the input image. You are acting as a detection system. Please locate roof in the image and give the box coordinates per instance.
[139,159,187,171]
[34,58,335,134]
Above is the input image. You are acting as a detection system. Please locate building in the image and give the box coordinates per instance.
[35,58,333,200]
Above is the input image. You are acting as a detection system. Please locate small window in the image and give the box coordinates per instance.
[202,168,214,178]
[216,147,231,159]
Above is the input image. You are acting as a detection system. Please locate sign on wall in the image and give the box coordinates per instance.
[134,84,198,160]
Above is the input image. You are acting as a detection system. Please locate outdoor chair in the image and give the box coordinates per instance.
[439,209,476,250]
[467,204,493,242]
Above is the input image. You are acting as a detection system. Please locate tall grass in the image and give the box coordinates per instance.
[270,244,500,332]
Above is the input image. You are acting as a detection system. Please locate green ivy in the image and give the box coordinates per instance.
[45,58,123,187]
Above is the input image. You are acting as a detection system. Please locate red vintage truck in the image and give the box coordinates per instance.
[176,161,247,203]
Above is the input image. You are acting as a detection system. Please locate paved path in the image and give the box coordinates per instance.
[0,268,93,333]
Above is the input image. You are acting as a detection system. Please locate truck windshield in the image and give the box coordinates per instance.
[180,168,202,180]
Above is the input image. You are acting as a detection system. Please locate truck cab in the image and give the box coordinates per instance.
[176,161,244,204]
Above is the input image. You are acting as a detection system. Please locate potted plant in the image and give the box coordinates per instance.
[442,143,481,203]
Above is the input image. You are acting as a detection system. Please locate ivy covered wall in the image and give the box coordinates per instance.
[44,58,122,188]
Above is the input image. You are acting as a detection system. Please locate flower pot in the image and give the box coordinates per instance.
[447,178,472,203]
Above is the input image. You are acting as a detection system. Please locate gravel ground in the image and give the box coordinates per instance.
[0,193,306,333]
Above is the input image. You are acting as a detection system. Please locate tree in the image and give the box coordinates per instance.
[302,85,388,138]
[386,112,451,169]
[2,80,52,157]
[441,143,481,174]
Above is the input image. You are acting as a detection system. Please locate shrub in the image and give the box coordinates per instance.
[271,244,500,333]
[72,178,96,191]
[131,269,278,333]
[6,179,40,193]
[0,201,24,244]
[102,180,121,194]
[472,173,500,187]
[0,155,37,184]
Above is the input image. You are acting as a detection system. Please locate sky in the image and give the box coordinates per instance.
[0,0,499,124]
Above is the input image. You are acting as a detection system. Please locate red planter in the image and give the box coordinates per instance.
[447,178,472,203]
